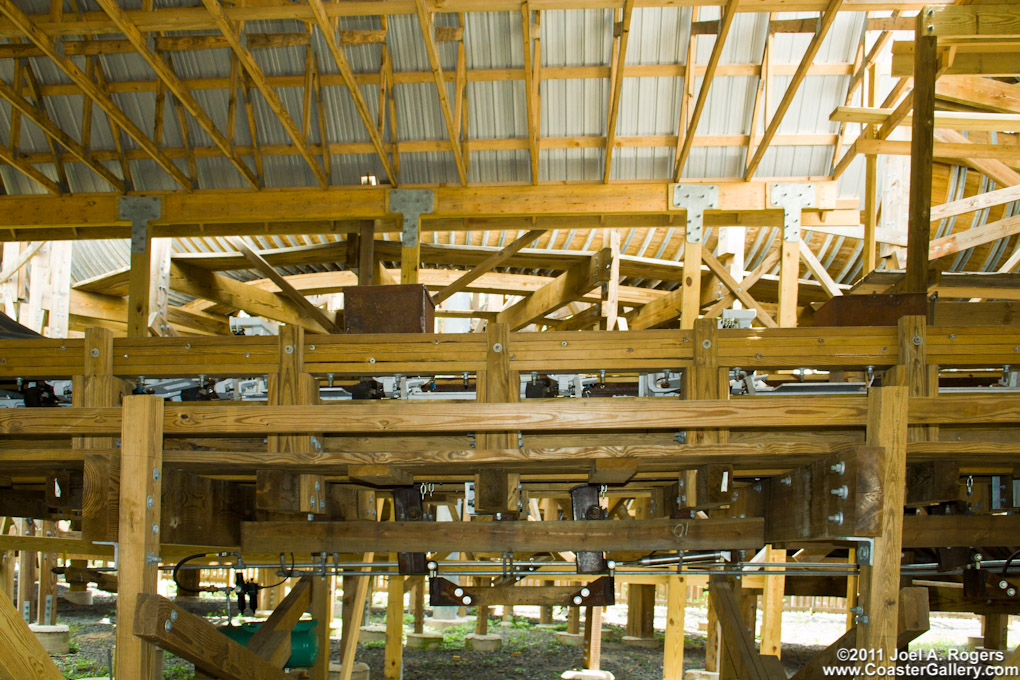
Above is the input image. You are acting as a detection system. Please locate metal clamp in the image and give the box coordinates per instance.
[95,541,119,569]
[672,184,719,244]
[390,189,434,249]
[769,183,815,243]
[119,196,162,254]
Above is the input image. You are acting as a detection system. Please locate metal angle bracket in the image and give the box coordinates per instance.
[672,184,719,244]
[390,189,435,249]
[119,196,162,254]
[769,183,815,243]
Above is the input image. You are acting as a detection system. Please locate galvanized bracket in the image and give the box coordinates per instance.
[119,196,162,254]
[95,540,119,570]
[390,189,434,249]
[672,184,719,244]
[856,538,874,567]
[769,183,815,243]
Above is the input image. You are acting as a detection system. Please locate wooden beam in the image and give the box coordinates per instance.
[241,517,765,554]
[245,576,312,667]
[832,106,1020,132]
[930,213,1020,261]
[0,141,60,194]
[169,261,329,333]
[134,594,290,680]
[663,575,686,679]
[700,249,778,328]
[521,3,539,184]
[199,0,327,187]
[0,588,64,680]
[412,0,468,184]
[337,553,374,680]
[744,0,844,180]
[710,576,785,680]
[0,241,42,285]
[495,248,612,330]
[115,395,164,680]
[931,184,1020,223]
[308,0,395,184]
[905,16,937,295]
[673,0,738,181]
[432,229,543,304]
[798,241,841,298]
[230,238,340,333]
[933,129,1020,187]
[603,0,634,183]
[0,0,189,188]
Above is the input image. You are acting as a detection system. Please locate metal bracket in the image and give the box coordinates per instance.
[672,184,719,244]
[390,189,434,249]
[44,594,53,623]
[856,538,874,567]
[119,196,162,254]
[769,183,815,243]
[21,600,30,624]
[95,540,119,570]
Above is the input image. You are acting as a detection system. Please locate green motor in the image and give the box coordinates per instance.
[219,619,319,668]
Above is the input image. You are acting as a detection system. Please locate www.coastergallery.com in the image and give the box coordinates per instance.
[822,664,1020,677]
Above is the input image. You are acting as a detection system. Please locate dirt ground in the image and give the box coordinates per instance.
[45,584,1001,680]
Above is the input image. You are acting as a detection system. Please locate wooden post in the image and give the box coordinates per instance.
[401,224,420,285]
[338,554,375,680]
[79,327,124,543]
[983,614,1008,651]
[358,221,376,286]
[626,583,655,641]
[863,61,879,277]
[845,548,858,632]
[36,521,56,625]
[685,318,728,446]
[681,240,702,329]
[15,519,35,623]
[583,605,602,671]
[115,395,164,680]
[858,386,908,663]
[0,519,14,602]
[412,578,425,634]
[599,228,620,330]
[905,14,937,294]
[475,575,490,635]
[384,570,404,679]
[310,574,335,680]
[663,575,686,679]
[127,237,172,337]
[0,588,64,680]
[760,545,785,658]
[705,594,720,673]
[778,239,799,327]
[567,606,580,635]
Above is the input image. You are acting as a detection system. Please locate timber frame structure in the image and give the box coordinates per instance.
[0,0,1020,679]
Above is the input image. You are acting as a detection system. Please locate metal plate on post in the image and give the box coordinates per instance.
[769,183,815,243]
[570,484,607,574]
[119,196,162,254]
[390,189,434,248]
[671,184,719,244]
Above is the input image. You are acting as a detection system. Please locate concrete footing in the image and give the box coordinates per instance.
[329,661,369,680]
[406,631,444,649]
[62,589,93,606]
[684,670,719,680]
[425,616,473,630]
[359,624,388,643]
[465,633,503,651]
[556,632,584,646]
[622,635,660,649]
[29,624,70,655]
[561,670,615,680]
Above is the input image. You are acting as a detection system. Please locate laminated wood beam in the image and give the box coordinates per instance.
[134,594,291,680]
[241,517,765,554]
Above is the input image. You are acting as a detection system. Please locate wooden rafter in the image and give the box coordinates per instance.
[432,229,543,305]
[0,77,123,191]
[242,72,264,184]
[413,0,468,184]
[0,140,60,193]
[0,0,190,188]
[745,17,772,176]
[673,0,738,181]
[94,0,259,188]
[522,2,541,184]
[744,0,844,181]
[21,64,68,191]
[199,0,328,187]
[603,0,634,183]
[308,0,395,184]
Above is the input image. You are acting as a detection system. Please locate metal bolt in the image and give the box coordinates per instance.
[781,476,792,486]
[830,462,845,475]
[164,620,173,632]
[831,485,849,499]
[170,610,178,621]
[1009,589,1017,597]
[310,497,317,508]
[561,341,568,347]
[152,523,159,535]
[153,469,160,481]
[462,595,472,605]
[701,339,712,349]
[580,588,591,597]
[90,348,100,358]
[573,595,583,605]
[315,481,321,491]
[912,335,922,346]
[369,357,376,364]
[454,588,464,597]
[828,512,843,525]
[492,343,503,353]
[309,345,316,351]
[1000,580,1010,590]
[732,492,739,502]
[185,343,191,349]
[245,352,250,358]
[146,495,154,509]
[284,345,294,354]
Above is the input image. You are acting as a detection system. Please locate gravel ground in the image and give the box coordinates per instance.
[42,583,1013,679]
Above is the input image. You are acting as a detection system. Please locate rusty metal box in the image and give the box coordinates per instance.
[344,284,435,334]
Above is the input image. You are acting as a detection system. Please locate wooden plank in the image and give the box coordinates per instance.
[930,214,1020,261]
[246,576,312,667]
[241,517,764,554]
[710,576,784,680]
[337,553,374,680]
[432,229,543,305]
[0,588,65,680]
[115,395,164,680]
[778,239,799,326]
[930,184,1020,223]
[384,573,404,679]
[496,248,612,330]
[230,238,339,333]
[134,594,290,680]
[663,575,686,679]
[798,241,841,298]
[759,546,785,658]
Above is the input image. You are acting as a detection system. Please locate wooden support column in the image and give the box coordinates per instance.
[888,316,936,443]
[567,605,580,635]
[475,576,490,635]
[128,236,172,337]
[583,605,603,671]
[905,14,937,294]
[685,318,727,445]
[599,228,620,330]
[79,327,123,543]
[477,322,519,451]
[0,519,14,602]
[412,577,425,634]
[682,240,702,329]
[760,545,785,658]
[338,554,375,680]
[858,386,908,664]
[384,568,404,679]
[626,584,655,641]
[357,221,376,287]
[778,239,799,327]
[663,575,686,679]
[863,61,879,277]
[115,395,164,680]
[984,614,1008,651]
[310,574,335,680]
[35,521,56,625]
[15,519,34,623]
[401,229,420,285]
[705,589,721,673]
